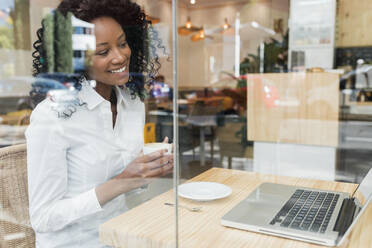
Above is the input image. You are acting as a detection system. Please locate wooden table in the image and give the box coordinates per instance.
[99,168,372,248]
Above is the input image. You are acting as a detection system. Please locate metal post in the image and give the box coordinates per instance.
[259,42,264,73]
[234,13,240,78]
[171,0,179,247]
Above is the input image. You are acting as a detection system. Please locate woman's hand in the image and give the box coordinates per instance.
[114,137,173,190]
[115,150,173,180]
[96,138,173,206]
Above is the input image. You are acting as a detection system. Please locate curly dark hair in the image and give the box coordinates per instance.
[32,0,164,101]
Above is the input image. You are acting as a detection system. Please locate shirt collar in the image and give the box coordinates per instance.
[78,80,105,110]
[78,80,128,110]
[114,86,125,106]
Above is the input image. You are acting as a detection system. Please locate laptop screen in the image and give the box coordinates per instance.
[338,169,372,245]
[354,168,372,205]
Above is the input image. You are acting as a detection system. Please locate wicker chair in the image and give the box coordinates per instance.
[0,144,35,248]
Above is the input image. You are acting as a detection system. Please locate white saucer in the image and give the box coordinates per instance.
[178,182,232,201]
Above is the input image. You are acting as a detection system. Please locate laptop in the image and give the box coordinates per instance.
[221,169,372,246]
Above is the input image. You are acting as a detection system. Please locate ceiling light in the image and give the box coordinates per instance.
[190,0,196,4]
[191,28,213,42]
[178,17,202,36]
[146,15,160,25]
[200,29,205,38]
[186,17,192,29]
[222,18,230,30]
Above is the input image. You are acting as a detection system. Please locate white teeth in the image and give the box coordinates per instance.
[110,65,126,73]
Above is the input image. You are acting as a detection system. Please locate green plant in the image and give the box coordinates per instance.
[11,0,31,50]
[55,11,73,73]
[236,54,260,88]
[236,30,289,88]
[262,30,288,73]
[43,13,55,72]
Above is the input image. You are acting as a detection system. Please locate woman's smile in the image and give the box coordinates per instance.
[109,64,127,73]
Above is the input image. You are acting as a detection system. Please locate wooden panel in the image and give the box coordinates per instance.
[337,0,372,47]
[247,72,339,147]
[99,168,370,248]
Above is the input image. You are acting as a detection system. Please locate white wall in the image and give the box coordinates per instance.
[136,0,189,87]
[179,0,289,88]
[137,0,289,88]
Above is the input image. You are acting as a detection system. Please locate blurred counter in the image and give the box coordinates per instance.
[340,103,372,121]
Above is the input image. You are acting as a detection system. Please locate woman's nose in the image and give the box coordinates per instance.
[111,49,126,64]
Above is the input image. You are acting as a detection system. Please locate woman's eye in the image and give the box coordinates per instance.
[96,50,108,56]
[120,42,127,48]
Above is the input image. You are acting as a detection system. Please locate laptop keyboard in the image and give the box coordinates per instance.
[269,190,340,233]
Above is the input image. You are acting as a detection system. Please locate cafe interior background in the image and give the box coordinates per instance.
[1,0,372,247]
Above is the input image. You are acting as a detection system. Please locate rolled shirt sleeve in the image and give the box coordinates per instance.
[26,101,103,233]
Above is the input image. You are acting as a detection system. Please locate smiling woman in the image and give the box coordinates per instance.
[33,0,161,102]
[26,1,173,248]
[89,17,132,103]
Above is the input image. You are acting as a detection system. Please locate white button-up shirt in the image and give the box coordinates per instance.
[26,82,145,248]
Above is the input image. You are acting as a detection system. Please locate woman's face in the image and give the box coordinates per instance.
[89,16,131,86]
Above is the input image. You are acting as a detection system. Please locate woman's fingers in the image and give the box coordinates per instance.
[133,143,174,178]
[162,136,175,153]
[162,136,175,152]
[145,161,173,178]
[140,155,173,177]
[146,154,172,170]
[136,149,166,163]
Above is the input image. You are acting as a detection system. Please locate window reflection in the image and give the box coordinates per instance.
[1,0,372,247]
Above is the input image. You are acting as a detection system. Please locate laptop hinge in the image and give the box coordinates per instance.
[333,197,356,236]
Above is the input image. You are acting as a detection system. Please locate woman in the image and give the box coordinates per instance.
[26,0,173,247]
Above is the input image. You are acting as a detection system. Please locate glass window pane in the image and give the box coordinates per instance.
[2,0,372,247]
[175,0,371,247]
[0,0,176,247]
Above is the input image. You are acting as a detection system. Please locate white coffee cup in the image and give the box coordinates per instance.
[143,142,172,155]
